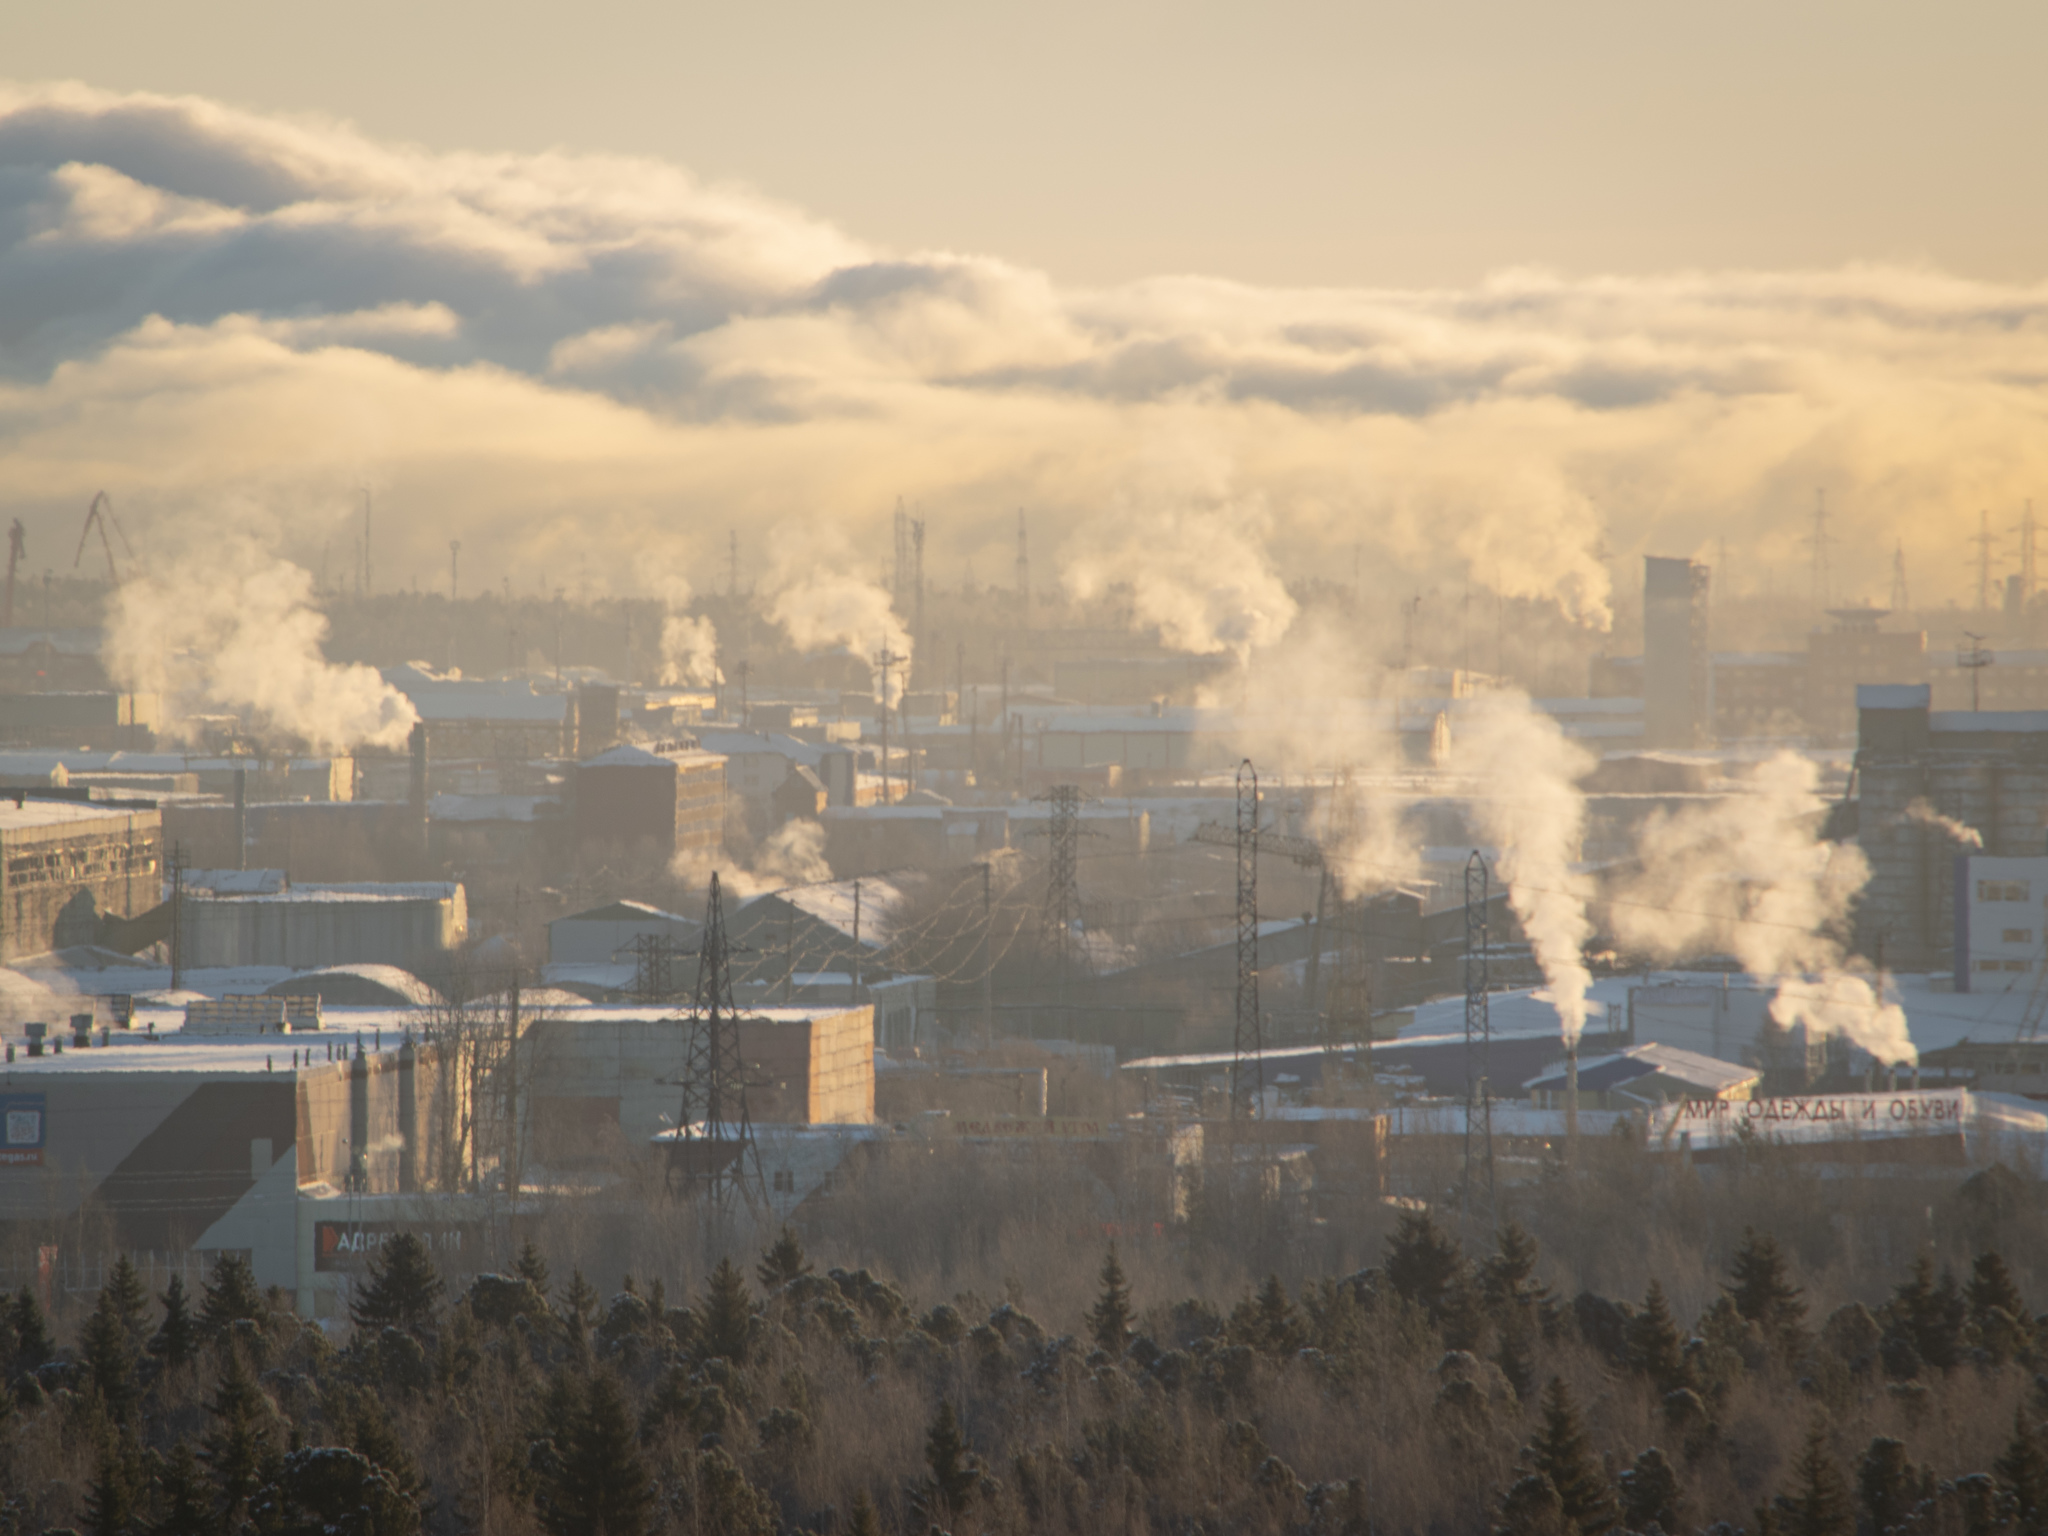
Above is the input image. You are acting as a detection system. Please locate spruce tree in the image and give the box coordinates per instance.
[1774,1419,1853,1536]
[1856,1438,1924,1536]
[1385,1211,1466,1322]
[560,1269,598,1356]
[350,1233,445,1333]
[1728,1228,1807,1349]
[700,1257,754,1364]
[1524,1378,1618,1536]
[199,1252,264,1339]
[1494,1473,1567,1536]
[1968,1250,2028,1325]
[1995,1406,2048,1531]
[1619,1447,1683,1533]
[153,1441,212,1536]
[151,1275,198,1370]
[846,1487,883,1536]
[924,1400,981,1517]
[10,1285,53,1369]
[757,1226,813,1292]
[103,1256,152,1350]
[1625,1281,1690,1394]
[1087,1244,1133,1354]
[79,1282,140,1422]
[544,1373,656,1536]
[1888,1255,1965,1372]
[514,1240,551,1298]
[83,1432,141,1536]
[200,1347,273,1522]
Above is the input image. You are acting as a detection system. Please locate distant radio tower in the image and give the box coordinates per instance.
[1890,542,1910,614]
[1970,510,1999,613]
[1804,489,1832,615]
[1015,510,1031,626]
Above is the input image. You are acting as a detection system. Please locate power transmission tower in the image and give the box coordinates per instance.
[666,872,766,1217]
[2016,502,2038,611]
[1890,542,1910,614]
[1971,510,1999,613]
[1462,851,1496,1225]
[1232,760,1262,1122]
[1804,489,1833,614]
[1015,510,1031,626]
[1036,784,1083,995]
[630,932,679,1003]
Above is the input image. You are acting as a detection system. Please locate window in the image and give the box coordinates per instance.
[2005,929,2035,945]
[772,1169,795,1193]
[1977,960,2004,971]
[2010,960,2035,972]
[1980,880,2032,902]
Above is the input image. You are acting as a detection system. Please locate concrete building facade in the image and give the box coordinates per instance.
[1643,556,1711,748]
[179,882,468,971]
[0,798,162,961]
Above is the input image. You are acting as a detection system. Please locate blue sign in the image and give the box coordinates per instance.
[0,1094,44,1166]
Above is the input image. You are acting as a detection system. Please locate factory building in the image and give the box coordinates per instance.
[1952,854,2048,991]
[178,881,468,971]
[0,692,158,751]
[0,796,161,961]
[1854,684,2048,971]
[572,741,725,865]
[1642,556,1712,748]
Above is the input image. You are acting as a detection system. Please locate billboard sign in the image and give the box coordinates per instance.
[0,1094,45,1166]
[1649,1090,1969,1147]
[314,1220,479,1273]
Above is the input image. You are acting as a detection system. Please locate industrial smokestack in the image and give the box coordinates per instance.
[408,720,429,852]
[233,767,247,873]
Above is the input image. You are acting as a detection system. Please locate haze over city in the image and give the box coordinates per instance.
[0,7,2045,1534]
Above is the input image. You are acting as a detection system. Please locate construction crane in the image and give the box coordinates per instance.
[74,492,134,586]
[3,520,23,627]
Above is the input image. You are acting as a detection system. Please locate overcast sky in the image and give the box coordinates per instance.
[8,0,2046,288]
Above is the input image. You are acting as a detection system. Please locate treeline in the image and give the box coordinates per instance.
[3,1189,2048,1535]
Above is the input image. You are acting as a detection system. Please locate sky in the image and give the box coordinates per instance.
[0,4,2045,652]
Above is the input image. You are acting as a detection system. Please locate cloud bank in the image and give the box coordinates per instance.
[4,81,2048,642]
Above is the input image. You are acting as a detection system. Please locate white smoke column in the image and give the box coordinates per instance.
[1901,798,1984,849]
[768,571,912,704]
[1061,500,1297,672]
[1612,752,1914,1064]
[670,819,832,899]
[1450,693,1597,1045]
[107,543,416,751]
[660,613,721,687]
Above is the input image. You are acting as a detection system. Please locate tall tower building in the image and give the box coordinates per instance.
[1643,556,1712,747]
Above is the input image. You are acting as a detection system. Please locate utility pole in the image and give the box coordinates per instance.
[2016,502,2039,615]
[1038,785,1082,1003]
[1232,760,1262,1122]
[980,861,995,1049]
[999,654,1011,793]
[912,517,926,677]
[1960,632,1993,711]
[851,880,862,1001]
[1462,851,1496,1225]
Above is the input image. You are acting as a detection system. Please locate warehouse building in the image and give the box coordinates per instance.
[0,796,161,961]
[178,881,468,971]
[572,741,725,866]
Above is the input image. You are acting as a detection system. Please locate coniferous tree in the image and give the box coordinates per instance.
[700,1257,754,1364]
[83,1431,141,1536]
[560,1268,598,1356]
[152,1441,213,1536]
[1857,1438,1926,1536]
[200,1347,273,1523]
[79,1281,141,1422]
[1968,1250,2028,1325]
[10,1284,54,1369]
[514,1241,551,1298]
[1386,1211,1466,1323]
[1995,1406,2048,1532]
[846,1487,883,1536]
[1524,1378,1618,1536]
[350,1233,445,1333]
[150,1275,198,1370]
[924,1399,981,1518]
[1774,1419,1854,1536]
[544,1373,656,1536]
[1619,1447,1683,1533]
[102,1256,152,1350]
[1888,1255,1965,1372]
[1494,1473,1567,1536]
[199,1252,264,1339]
[1087,1244,1133,1354]
[1728,1228,1808,1351]
[1626,1281,1690,1394]
[758,1226,812,1292]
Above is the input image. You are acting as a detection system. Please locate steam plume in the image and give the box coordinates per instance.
[1611,752,1913,1064]
[660,613,721,688]
[768,567,912,705]
[1450,693,1597,1045]
[106,538,416,752]
[1901,798,1984,848]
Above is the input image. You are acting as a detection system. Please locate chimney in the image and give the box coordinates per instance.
[233,767,248,872]
[408,720,430,853]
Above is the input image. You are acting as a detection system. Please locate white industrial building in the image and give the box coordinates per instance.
[180,882,467,971]
[1954,854,2048,992]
